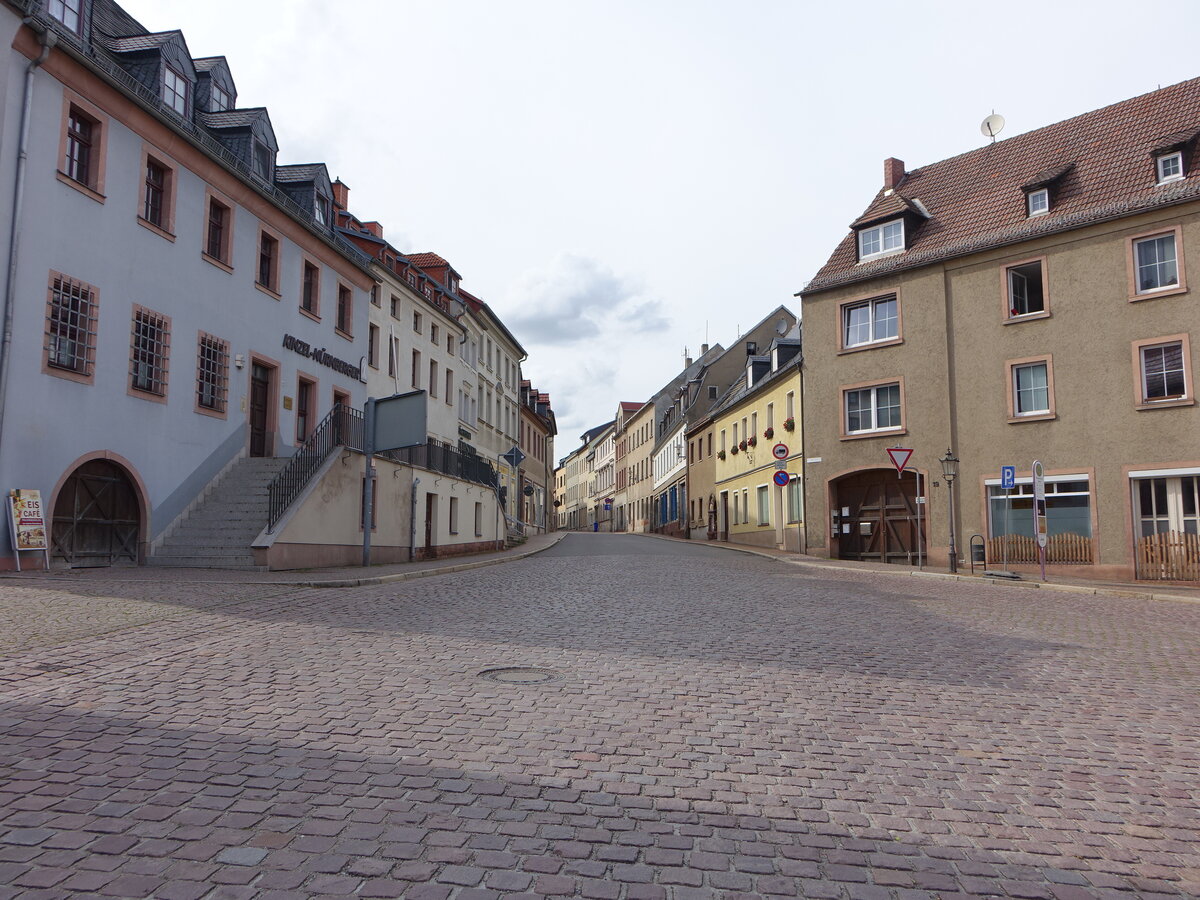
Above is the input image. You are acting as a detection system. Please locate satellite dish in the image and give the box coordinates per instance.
[981,113,1005,143]
[776,318,789,335]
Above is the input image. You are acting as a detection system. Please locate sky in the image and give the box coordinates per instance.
[124,0,1200,453]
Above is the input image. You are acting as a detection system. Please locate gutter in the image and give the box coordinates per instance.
[0,20,55,458]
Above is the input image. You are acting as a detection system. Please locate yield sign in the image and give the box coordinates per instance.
[886,447,913,475]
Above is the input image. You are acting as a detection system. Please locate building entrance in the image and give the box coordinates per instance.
[51,459,141,566]
[249,363,273,457]
[832,468,923,564]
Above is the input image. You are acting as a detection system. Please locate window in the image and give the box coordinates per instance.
[296,377,314,442]
[1026,188,1049,217]
[196,334,229,415]
[857,219,904,260]
[429,360,438,398]
[252,141,272,180]
[449,496,459,534]
[390,295,401,319]
[431,324,439,345]
[314,195,329,227]
[987,476,1092,541]
[411,350,421,389]
[842,295,898,348]
[757,485,770,525]
[48,0,81,32]
[301,261,319,315]
[1134,335,1193,407]
[1133,232,1180,294]
[64,105,97,189]
[370,285,380,307]
[413,311,422,334]
[475,502,483,537]
[44,273,97,381]
[1156,152,1184,184]
[787,476,802,524]
[447,335,455,356]
[786,391,794,422]
[1135,475,1199,536]
[708,385,718,400]
[388,336,398,377]
[210,84,231,112]
[368,324,379,369]
[1006,357,1055,421]
[130,307,170,398]
[742,489,749,524]
[766,403,774,428]
[143,158,167,228]
[445,369,453,405]
[1005,259,1046,318]
[844,382,902,435]
[336,285,352,335]
[162,67,189,116]
[257,230,279,293]
[205,196,231,264]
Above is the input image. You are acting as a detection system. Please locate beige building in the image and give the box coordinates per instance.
[800,79,1200,582]
[622,401,656,532]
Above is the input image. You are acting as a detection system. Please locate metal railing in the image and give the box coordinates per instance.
[267,408,499,532]
[267,404,362,532]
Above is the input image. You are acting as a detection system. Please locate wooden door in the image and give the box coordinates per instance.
[51,460,140,566]
[834,469,922,563]
[424,493,436,558]
[249,364,271,457]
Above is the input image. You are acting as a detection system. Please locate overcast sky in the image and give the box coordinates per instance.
[125,0,1200,453]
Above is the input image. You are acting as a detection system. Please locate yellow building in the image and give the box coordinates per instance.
[711,330,804,550]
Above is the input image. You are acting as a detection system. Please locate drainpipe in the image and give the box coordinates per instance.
[0,23,56,459]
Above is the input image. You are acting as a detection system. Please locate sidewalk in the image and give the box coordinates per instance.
[636,530,1200,604]
[0,531,568,588]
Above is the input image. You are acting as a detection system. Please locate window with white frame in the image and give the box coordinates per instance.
[1012,362,1050,415]
[1026,188,1049,217]
[162,67,189,116]
[1135,475,1199,536]
[1134,233,1179,293]
[845,383,901,434]
[987,476,1091,539]
[1140,341,1187,402]
[787,476,802,523]
[857,220,904,260]
[843,295,898,347]
[1006,260,1045,317]
[756,485,769,525]
[1156,152,1184,184]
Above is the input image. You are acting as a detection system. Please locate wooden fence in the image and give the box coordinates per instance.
[1135,531,1200,582]
[986,533,1094,565]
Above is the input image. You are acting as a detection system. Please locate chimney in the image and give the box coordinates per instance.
[883,158,906,190]
[363,221,383,238]
[332,178,349,210]
[700,343,709,355]
[684,356,693,368]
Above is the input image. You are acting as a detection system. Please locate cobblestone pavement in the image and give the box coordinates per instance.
[0,533,1197,899]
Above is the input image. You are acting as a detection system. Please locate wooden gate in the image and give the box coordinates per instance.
[51,460,141,566]
[1135,531,1200,581]
[833,468,923,564]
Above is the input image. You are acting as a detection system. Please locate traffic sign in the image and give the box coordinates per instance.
[501,445,526,469]
[772,443,789,460]
[775,459,787,470]
[1032,460,1047,549]
[1001,465,1015,490]
[772,470,790,487]
[886,447,913,475]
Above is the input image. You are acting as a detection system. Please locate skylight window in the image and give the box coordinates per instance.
[857,219,904,260]
[1157,151,1184,184]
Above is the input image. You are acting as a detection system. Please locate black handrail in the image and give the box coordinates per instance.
[267,404,361,532]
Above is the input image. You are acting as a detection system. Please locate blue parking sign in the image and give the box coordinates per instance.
[1001,465,1015,490]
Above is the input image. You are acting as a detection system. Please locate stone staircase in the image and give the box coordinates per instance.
[148,457,290,569]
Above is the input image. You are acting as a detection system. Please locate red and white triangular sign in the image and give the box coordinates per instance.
[886,447,913,475]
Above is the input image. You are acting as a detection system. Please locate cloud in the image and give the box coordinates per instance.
[502,253,671,345]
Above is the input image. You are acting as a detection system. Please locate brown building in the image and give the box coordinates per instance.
[518,382,556,533]
[800,79,1200,583]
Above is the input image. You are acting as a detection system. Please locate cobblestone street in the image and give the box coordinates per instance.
[0,533,1197,899]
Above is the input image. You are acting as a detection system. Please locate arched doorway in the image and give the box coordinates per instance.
[52,459,142,566]
[832,468,923,564]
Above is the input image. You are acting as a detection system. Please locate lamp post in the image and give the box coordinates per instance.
[939,448,959,573]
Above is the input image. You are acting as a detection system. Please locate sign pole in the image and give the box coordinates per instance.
[362,397,376,568]
[916,468,923,569]
[1032,459,1047,582]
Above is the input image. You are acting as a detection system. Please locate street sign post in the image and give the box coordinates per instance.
[1000,465,1015,572]
[1032,459,1047,581]
[772,443,789,460]
[886,447,921,568]
[886,447,913,475]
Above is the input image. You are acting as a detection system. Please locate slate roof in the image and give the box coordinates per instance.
[102,30,182,53]
[192,56,226,73]
[806,77,1200,294]
[274,163,328,184]
[198,108,269,129]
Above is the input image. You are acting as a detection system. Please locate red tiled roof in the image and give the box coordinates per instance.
[805,77,1200,294]
[407,252,451,270]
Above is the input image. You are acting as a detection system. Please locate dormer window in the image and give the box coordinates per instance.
[448,276,459,293]
[858,219,904,260]
[252,141,272,180]
[210,84,231,112]
[162,67,189,116]
[314,195,329,227]
[1026,188,1049,217]
[48,0,82,32]
[1157,152,1184,184]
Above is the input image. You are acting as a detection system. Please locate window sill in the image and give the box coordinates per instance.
[334,328,353,341]
[838,337,903,355]
[1004,310,1051,325]
[1130,285,1187,303]
[1007,412,1056,424]
[128,385,168,404]
[137,217,175,242]
[194,403,228,420]
[1135,397,1194,411]
[299,307,321,323]
[255,282,282,301]
[841,427,906,441]
[43,362,94,386]
[56,171,105,203]
[856,248,905,264]
[201,252,233,274]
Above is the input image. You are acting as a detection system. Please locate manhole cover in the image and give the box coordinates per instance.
[478,667,561,684]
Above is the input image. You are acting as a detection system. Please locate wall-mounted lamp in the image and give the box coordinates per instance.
[234,354,245,369]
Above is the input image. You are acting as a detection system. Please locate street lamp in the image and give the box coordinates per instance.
[939,447,959,573]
